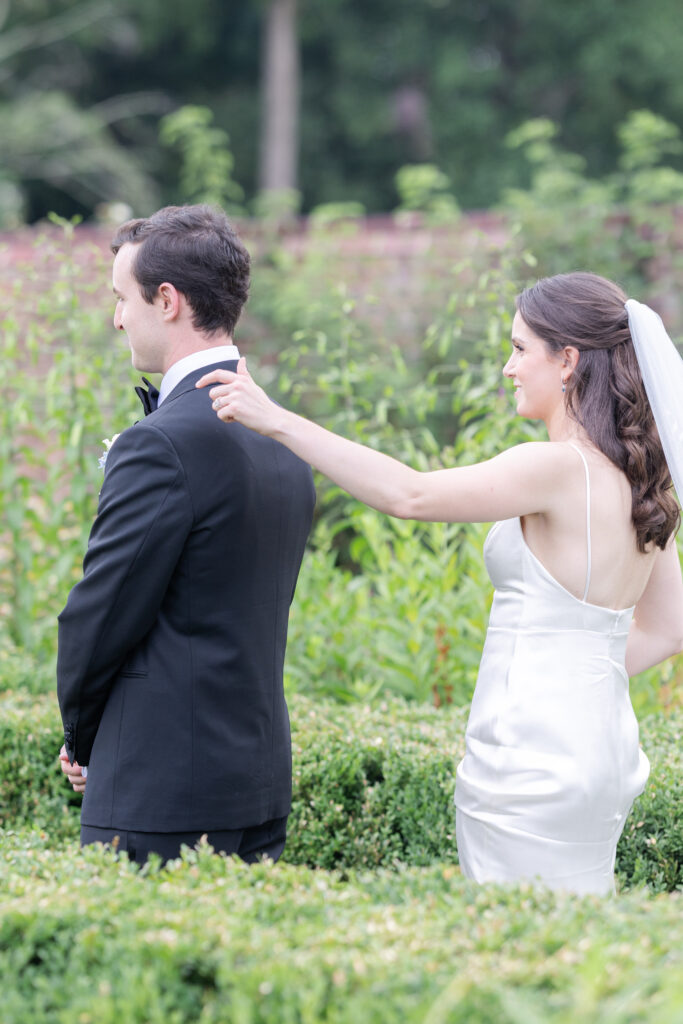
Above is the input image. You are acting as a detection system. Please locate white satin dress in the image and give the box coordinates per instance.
[454,444,650,895]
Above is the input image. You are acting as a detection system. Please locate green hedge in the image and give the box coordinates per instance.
[1,692,681,890]
[1,836,682,1023]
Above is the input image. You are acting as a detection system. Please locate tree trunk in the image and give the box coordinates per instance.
[259,0,299,194]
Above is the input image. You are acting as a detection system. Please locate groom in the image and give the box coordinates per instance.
[57,204,315,864]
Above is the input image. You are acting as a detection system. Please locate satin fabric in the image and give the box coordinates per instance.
[454,516,649,895]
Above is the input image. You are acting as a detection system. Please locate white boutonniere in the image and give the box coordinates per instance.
[98,433,121,470]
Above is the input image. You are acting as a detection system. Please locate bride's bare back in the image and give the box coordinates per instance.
[522,442,658,611]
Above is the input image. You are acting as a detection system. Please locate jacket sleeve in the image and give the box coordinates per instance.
[57,423,193,765]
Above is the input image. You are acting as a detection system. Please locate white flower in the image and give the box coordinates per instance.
[98,433,121,470]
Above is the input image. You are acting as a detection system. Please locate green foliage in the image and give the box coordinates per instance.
[251,187,302,225]
[504,118,613,208]
[394,164,460,224]
[308,201,366,227]
[502,110,683,292]
[267,236,536,462]
[0,217,535,691]
[253,238,562,708]
[0,91,158,224]
[0,222,138,654]
[0,691,78,842]
[286,515,491,706]
[1,223,679,711]
[1,832,683,1024]
[287,697,464,870]
[8,0,683,221]
[2,691,681,892]
[292,0,683,212]
[0,644,54,697]
[618,110,683,173]
[159,105,245,213]
[616,713,683,892]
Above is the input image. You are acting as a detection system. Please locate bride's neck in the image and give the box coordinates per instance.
[545,408,588,445]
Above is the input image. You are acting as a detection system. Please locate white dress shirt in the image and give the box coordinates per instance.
[158,345,240,407]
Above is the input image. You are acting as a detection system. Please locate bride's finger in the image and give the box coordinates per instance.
[208,383,232,400]
[196,368,237,389]
[216,403,235,422]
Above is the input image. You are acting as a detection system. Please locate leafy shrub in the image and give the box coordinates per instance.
[255,219,681,714]
[616,713,683,892]
[286,698,466,870]
[159,105,245,214]
[2,691,680,891]
[0,221,138,656]
[285,515,492,706]
[1,219,680,713]
[0,834,682,1024]
[502,110,683,304]
[0,221,527,659]
[0,692,80,842]
[394,163,460,224]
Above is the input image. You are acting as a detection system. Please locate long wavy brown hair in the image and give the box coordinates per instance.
[516,272,680,551]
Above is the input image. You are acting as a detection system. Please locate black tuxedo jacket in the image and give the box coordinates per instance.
[57,361,315,832]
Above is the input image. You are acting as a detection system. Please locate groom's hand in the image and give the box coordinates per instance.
[59,744,87,794]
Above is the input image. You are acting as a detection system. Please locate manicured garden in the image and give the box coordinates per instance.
[1,191,682,1020]
[1,692,682,1022]
[2,843,683,1024]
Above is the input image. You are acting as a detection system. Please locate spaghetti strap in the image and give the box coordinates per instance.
[567,443,591,602]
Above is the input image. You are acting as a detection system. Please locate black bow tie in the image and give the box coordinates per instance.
[134,378,160,415]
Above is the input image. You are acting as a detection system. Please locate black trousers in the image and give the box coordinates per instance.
[81,815,288,867]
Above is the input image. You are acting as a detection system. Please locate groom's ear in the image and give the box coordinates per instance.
[157,281,181,321]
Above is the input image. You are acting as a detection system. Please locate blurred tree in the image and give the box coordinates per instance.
[0,91,158,225]
[0,0,164,224]
[4,0,683,220]
[293,0,683,211]
[259,0,299,195]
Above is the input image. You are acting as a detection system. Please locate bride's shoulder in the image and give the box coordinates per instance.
[496,441,583,473]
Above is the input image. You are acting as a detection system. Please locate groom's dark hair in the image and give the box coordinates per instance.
[111,204,250,337]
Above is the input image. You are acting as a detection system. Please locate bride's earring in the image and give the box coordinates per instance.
[561,378,566,393]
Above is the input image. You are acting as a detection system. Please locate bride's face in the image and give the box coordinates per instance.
[503,312,566,421]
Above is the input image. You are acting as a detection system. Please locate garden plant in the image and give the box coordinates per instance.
[1,190,682,1020]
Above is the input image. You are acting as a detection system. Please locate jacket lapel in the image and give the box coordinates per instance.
[161,360,239,407]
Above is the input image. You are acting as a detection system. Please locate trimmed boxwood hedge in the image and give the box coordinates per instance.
[0,691,680,890]
[0,836,682,1024]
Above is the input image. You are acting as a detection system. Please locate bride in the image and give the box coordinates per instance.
[197,271,683,895]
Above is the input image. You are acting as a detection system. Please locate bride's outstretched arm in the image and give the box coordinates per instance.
[196,360,568,525]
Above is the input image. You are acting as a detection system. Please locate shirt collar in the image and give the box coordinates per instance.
[158,345,240,406]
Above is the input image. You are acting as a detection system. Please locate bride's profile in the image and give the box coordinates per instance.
[198,271,683,895]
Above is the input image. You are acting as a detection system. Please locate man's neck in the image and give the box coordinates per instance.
[161,332,235,376]
[157,343,240,406]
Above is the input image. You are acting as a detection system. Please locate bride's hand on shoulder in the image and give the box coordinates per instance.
[196,358,281,437]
